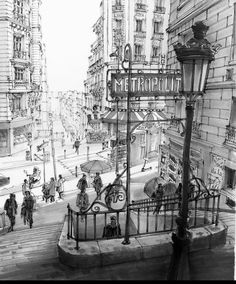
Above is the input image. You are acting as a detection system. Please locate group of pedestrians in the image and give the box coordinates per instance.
[4,189,34,232]
[75,172,104,213]
[42,175,65,203]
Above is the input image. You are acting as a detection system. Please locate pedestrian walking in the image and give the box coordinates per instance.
[21,190,34,229]
[73,138,80,155]
[22,179,29,197]
[92,172,103,200]
[76,188,89,213]
[48,177,56,203]
[152,183,164,214]
[56,174,65,199]
[4,193,18,232]
[77,173,88,192]
[76,185,90,222]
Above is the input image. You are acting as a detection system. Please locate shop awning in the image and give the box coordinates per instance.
[101,109,167,124]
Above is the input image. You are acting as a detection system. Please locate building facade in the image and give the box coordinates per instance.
[84,0,170,167]
[160,0,236,197]
[0,0,46,156]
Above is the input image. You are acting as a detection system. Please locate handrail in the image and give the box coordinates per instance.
[67,191,220,249]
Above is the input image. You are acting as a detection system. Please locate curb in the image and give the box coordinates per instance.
[57,217,227,269]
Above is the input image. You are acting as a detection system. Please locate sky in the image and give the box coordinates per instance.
[41,0,101,93]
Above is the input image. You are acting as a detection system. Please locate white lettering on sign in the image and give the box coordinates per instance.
[111,72,181,97]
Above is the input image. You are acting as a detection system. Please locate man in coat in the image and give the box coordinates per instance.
[77,174,88,192]
[4,193,18,232]
[21,190,34,228]
[92,172,103,200]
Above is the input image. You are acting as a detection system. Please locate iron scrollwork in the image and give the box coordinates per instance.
[80,183,127,215]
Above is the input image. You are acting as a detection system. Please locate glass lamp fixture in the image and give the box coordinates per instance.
[174,21,221,95]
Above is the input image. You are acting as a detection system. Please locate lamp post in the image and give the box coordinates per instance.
[121,43,132,245]
[110,42,121,175]
[167,21,220,280]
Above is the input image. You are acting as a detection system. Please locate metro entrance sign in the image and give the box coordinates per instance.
[109,69,182,98]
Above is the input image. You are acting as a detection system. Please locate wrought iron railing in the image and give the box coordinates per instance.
[136,3,147,11]
[13,50,28,60]
[66,177,220,250]
[154,6,166,13]
[134,54,146,62]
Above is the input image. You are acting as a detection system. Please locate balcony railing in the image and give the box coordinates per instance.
[11,109,28,119]
[13,13,29,26]
[225,125,236,145]
[136,3,147,11]
[13,50,28,60]
[154,6,166,13]
[134,54,146,62]
[134,31,146,38]
[152,32,164,40]
[112,4,124,12]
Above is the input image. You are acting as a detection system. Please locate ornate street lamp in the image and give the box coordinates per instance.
[167,21,221,280]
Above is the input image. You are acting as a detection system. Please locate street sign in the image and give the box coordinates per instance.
[110,70,181,98]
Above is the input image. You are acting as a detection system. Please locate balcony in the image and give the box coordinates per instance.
[154,6,166,13]
[134,31,146,39]
[225,125,236,147]
[150,56,159,64]
[12,12,29,27]
[13,50,28,60]
[112,4,124,12]
[151,32,164,40]
[133,54,146,62]
[135,3,147,11]
[11,109,28,119]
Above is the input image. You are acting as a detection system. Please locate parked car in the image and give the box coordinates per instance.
[0,174,10,187]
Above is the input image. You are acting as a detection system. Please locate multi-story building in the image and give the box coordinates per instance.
[84,0,170,167]
[0,0,46,156]
[160,0,236,198]
[59,90,89,141]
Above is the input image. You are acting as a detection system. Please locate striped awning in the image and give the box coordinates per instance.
[101,109,167,124]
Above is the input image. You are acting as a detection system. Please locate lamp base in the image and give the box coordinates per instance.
[167,231,191,280]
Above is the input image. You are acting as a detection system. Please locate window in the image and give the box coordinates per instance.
[152,46,159,57]
[154,21,161,34]
[13,36,22,51]
[135,44,142,55]
[14,0,23,15]
[9,96,21,112]
[229,99,236,127]
[136,20,143,32]
[225,167,236,189]
[230,3,236,62]
[14,67,24,81]
[116,19,122,29]
[155,0,164,6]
